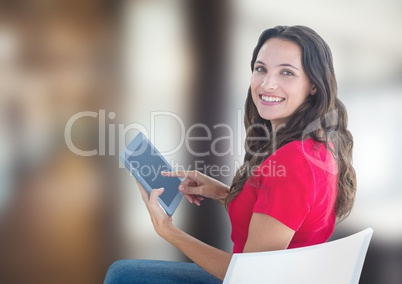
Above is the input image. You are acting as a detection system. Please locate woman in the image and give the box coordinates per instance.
[104,25,356,283]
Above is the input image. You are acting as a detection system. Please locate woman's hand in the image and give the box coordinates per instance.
[136,180,173,236]
[161,170,230,205]
[136,176,232,281]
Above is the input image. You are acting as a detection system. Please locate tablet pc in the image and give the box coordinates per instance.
[120,132,183,216]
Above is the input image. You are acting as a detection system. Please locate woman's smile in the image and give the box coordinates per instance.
[259,94,286,105]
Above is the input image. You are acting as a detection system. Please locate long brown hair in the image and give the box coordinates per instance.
[226,26,356,221]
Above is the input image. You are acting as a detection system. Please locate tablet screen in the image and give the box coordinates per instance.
[126,141,180,206]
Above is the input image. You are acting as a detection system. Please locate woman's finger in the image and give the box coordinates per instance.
[149,188,164,206]
[193,195,204,206]
[179,184,203,196]
[180,178,199,189]
[184,194,195,204]
[183,194,204,206]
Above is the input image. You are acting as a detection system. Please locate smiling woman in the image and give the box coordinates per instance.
[228,26,356,222]
[251,38,317,127]
[105,25,356,284]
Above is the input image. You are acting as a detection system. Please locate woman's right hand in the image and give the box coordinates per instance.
[161,170,230,206]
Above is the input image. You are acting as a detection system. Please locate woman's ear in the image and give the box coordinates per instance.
[310,84,317,95]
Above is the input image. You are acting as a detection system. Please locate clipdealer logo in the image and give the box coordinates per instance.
[64,109,248,158]
[64,109,338,175]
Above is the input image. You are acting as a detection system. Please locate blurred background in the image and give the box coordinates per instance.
[0,0,401,283]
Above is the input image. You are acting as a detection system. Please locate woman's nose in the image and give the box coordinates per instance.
[261,74,278,90]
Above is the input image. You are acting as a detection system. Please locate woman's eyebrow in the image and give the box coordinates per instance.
[278,63,299,70]
[255,60,300,71]
[255,60,266,66]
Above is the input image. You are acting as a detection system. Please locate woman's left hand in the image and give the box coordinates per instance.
[136,180,173,235]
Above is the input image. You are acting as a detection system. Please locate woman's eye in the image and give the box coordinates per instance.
[281,70,294,76]
[254,66,266,72]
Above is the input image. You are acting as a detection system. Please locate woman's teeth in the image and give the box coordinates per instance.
[260,95,285,103]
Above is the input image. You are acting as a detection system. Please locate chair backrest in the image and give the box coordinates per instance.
[223,228,373,284]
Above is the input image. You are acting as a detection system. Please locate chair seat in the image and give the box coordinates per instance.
[223,228,373,284]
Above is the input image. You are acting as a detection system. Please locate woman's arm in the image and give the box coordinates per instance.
[137,182,231,280]
[243,213,295,252]
[158,223,232,280]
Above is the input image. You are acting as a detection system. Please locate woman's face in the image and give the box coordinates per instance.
[250,38,316,128]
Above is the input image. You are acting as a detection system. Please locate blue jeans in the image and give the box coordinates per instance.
[104,259,223,284]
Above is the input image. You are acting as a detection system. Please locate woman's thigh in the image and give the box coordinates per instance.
[104,259,223,284]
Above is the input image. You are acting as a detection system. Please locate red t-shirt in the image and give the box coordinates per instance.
[228,138,338,253]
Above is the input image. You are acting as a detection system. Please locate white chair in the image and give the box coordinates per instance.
[223,228,373,284]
